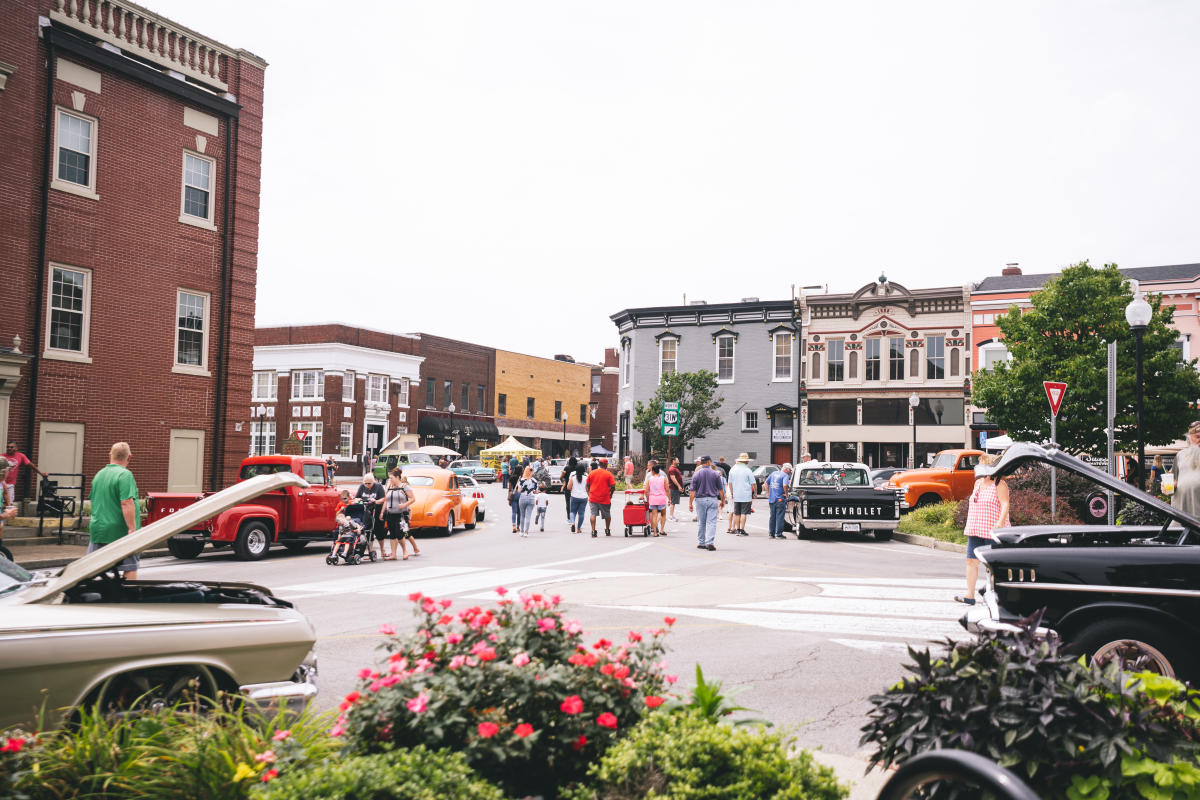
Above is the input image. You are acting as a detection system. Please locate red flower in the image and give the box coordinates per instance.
[664,616,676,626]
[260,769,279,783]
[628,631,643,642]
[560,695,584,714]
[408,592,423,602]
[495,586,509,596]
[591,638,612,650]
[600,663,615,676]
[613,665,630,680]
[572,734,588,751]
[513,723,534,738]
[476,647,497,662]
[477,722,499,738]
[644,695,665,708]
[1,737,26,753]
[596,712,618,729]
[439,598,453,609]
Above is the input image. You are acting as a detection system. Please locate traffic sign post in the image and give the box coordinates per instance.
[1043,381,1067,522]
[294,430,309,441]
[661,402,679,437]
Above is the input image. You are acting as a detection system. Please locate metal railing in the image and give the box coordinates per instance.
[37,473,84,544]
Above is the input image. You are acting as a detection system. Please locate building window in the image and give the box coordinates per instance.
[252,371,277,401]
[425,377,435,408]
[498,393,507,416]
[716,335,735,382]
[181,152,214,224]
[339,422,353,457]
[743,410,759,431]
[291,370,324,400]
[46,265,91,357]
[554,400,562,421]
[981,343,1011,371]
[527,397,535,419]
[461,383,470,413]
[889,337,905,380]
[866,338,881,381]
[175,290,208,369]
[290,422,322,456]
[398,378,410,406]
[773,333,792,380]
[250,422,275,456]
[660,338,677,379]
[443,380,453,410]
[343,371,355,401]
[909,348,920,378]
[580,403,588,424]
[622,341,632,386]
[950,348,960,376]
[478,384,486,414]
[811,351,821,379]
[926,335,945,379]
[592,375,602,393]
[827,340,845,382]
[368,374,389,403]
[54,109,96,192]
[808,399,858,425]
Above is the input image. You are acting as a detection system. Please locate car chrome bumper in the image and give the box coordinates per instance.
[240,651,318,705]
[959,598,1052,638]
[801,520,900,531]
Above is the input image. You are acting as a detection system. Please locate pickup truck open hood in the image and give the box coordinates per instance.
[976,442,1200,532]
[20,472,306,604]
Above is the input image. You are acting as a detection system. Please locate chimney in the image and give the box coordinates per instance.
[1002,263,1022,276]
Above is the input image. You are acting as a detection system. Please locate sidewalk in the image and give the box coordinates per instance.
[2,525,170,570]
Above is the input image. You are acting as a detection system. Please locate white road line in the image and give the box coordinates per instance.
[530,541,654,569]
[765,576,971,588]
[358,566,578,598]
[278,565,485,595]
[806,584,962,602]
[722,596,968,619]
[459,570,658,599]
[832,638,914,654]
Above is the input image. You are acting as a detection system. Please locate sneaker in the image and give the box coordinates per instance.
[591,531,597,538]
[737,529,749,537]
[570,524,575,532]
[706,544,716,551]
[696,544,706,549]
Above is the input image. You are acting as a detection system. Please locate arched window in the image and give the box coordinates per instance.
[909,349,919,377]
[950,348,960,376]
[849,351,858,380]
[811,352,821,379]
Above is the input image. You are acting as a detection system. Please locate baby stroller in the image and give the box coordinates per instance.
[326,502,379,566]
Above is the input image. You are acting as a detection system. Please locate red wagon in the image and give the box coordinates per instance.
[622,488,650,537]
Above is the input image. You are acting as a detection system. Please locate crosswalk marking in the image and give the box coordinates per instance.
[723,596,968,619]
[278,565,486,596]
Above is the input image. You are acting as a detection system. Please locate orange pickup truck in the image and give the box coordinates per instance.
[887,449,985,510]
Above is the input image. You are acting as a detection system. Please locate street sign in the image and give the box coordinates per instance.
[294,430,309,441]
[661,401,680,437]
[1044,381,1067,417]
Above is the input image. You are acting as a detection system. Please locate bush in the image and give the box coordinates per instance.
[13,701,340,799]
[254,746,505,800]
[337,590,675,799]
[562,708,846,800]
[1116,497,1170,526]
[907,501,959,527]
[860,621,1200,799]
[1005,465,1095,521]
[952,488,1081,528]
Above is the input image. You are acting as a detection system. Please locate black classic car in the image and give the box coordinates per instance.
[964,443,1200,683]
[787,461,904,541]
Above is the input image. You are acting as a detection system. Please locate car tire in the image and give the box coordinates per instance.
[0,544,12,562]
[477,511,485,522]
[914,494,941,509]
[284,541,308,554]
[167,538,205,559]
[442,513,455,537]
[235,521,271,561]
[93,664,220,715]
[874,529,894,542]
[1069,617,1194,681]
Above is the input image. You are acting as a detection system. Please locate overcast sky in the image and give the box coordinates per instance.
[151,0,1200,363]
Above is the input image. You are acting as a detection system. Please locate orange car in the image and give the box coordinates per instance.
[401,467,480,535]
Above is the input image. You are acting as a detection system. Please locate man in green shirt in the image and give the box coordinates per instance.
[88,441,141,579]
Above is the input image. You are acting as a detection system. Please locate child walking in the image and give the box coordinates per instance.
[534,483,550,531]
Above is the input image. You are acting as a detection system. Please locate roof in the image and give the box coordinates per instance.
[974,263,1200,294]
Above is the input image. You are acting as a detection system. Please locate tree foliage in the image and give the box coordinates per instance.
[972,262,1200,454]
[633,370,724,458]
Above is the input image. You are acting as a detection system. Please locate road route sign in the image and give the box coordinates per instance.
[1044,381,1067,417]
[661,401,680,437]
[294,430,309,441]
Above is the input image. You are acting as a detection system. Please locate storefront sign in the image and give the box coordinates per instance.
[771,429,793,443]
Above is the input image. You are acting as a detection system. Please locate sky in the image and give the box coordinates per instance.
[149,0,1200,363]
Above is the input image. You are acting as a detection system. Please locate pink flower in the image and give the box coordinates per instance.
[550,594,562,605]
[496,586,509,596]
[408,592,423,602]
[572,734,587,751]
[664,616,676,626]
[512,652,531,667]
[470,640,491,656]
[596,712,618,729]
[513,723,534,738]
[446,632,463,644]
[448,655,468,670]
[261,769,278,783]
[439,598,454,609]
[565,620,583,634]
[666,674,679,685]
[358,668,374,679]
[476,647,497,662]
[272,730,291,742]
[406,692,429,713]
[368,680,384,693]
[329,724,345,737]
[644,695,665,708]
[254,750,277,763]
[537,618,557,632]
[628,631,643,643]
[422,599,438,614]
[378,624,396,635]
[560,695,584,715]
[477,722,499,738]
[600,664,615,676]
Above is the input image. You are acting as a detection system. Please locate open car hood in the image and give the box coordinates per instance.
[20,472,306,604]
[976,442,1200,531]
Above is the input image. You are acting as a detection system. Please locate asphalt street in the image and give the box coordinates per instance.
[133,481,973,761]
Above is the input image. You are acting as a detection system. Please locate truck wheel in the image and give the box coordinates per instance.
[914,494,941,509]
[442,513,455,537]
[1069,617,1193,681]
[874,529,894,542]
[235,521,271,560]
[167,538,204,559]
[284,541,308,554]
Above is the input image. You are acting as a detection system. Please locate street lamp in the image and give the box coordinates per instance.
[448,402,457,454]
[909,393,920,469]
[1126,291,1152,490]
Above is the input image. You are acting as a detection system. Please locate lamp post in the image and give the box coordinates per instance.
[561,411,569,458]
[1125,291,1152,490]
[909,393,920,469]
[448,402,457,454]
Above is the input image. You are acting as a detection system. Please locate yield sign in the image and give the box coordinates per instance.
[1043,381,1067,417]
[294,430,309,441]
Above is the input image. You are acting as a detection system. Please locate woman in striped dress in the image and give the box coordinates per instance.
[956,453,1010,606]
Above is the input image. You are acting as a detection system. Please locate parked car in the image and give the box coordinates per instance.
[373,450,437,482]
[0,472,319,730]
[459,475,487,521]
[403,467,480,535]
[752,464,780,495]
[963,443,1200,683]
[869,467,907,487]
[448,459,496,484]
[788,461,903,541]
[886,449,985,510]
[545,459,570,492]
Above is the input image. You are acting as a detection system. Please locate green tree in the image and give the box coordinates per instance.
[633,370,724,458]
[972,261,1200,454]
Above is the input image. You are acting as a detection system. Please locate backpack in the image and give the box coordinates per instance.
[385,486,409,514]
[533,464,551,485]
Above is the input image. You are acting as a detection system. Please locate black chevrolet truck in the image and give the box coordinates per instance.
[788,461,904,541]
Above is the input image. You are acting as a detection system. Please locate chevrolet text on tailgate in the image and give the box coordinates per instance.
[788,461,903,541]
[146,455,340,560]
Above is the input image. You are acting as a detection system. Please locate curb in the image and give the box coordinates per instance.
[16,547,172,571]
[893,531,966,554]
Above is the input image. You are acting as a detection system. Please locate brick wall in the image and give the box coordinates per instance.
[495,350,590,451]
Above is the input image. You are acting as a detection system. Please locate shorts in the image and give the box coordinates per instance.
[382,512,410,539]
[670,487,680,504]
[733,501,752,515]
[589,502,611,520]
[648,504,666,511]
[87,540,140,573]
[966,535,993,559]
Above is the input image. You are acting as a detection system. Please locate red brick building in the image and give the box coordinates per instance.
[412,333,499,457]
[588,348,619,453]
[0,0,267,497]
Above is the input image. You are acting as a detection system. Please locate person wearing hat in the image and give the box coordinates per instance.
[727,453,756,537]
[766,463,793,539]
[688,455,725,551]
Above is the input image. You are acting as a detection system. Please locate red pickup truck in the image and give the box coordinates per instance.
[147,455,341,561]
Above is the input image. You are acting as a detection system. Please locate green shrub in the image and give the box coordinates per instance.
[562,708,846,800]
[860,621,1200,799]
[1116,497,1170,526]
[253,746,506,800]
[898,501,966,545]
[338,589,674,799]
[907,500,959,527]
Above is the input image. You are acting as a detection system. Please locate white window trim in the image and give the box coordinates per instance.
[249,421,276,457]
[172,288,211,376]
[340,422,354,458]
[43,263,93,363]
[980,342,1013,371]
[926,335,947,379]
[772,332,793,382]
[179,150,217,230]
[252,370,278,401]
[658,337,678,383]
[827,339,845,383]
[289,421,323,456]
[622,341,632,387]
[397,378,410,406]
[367,374,390,406]
[742,410,759,432]
[52,107,99,200]
[715,335,735,384]
[291,370,325,401]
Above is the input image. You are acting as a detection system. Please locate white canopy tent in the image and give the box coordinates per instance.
[983,434,1013,452]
